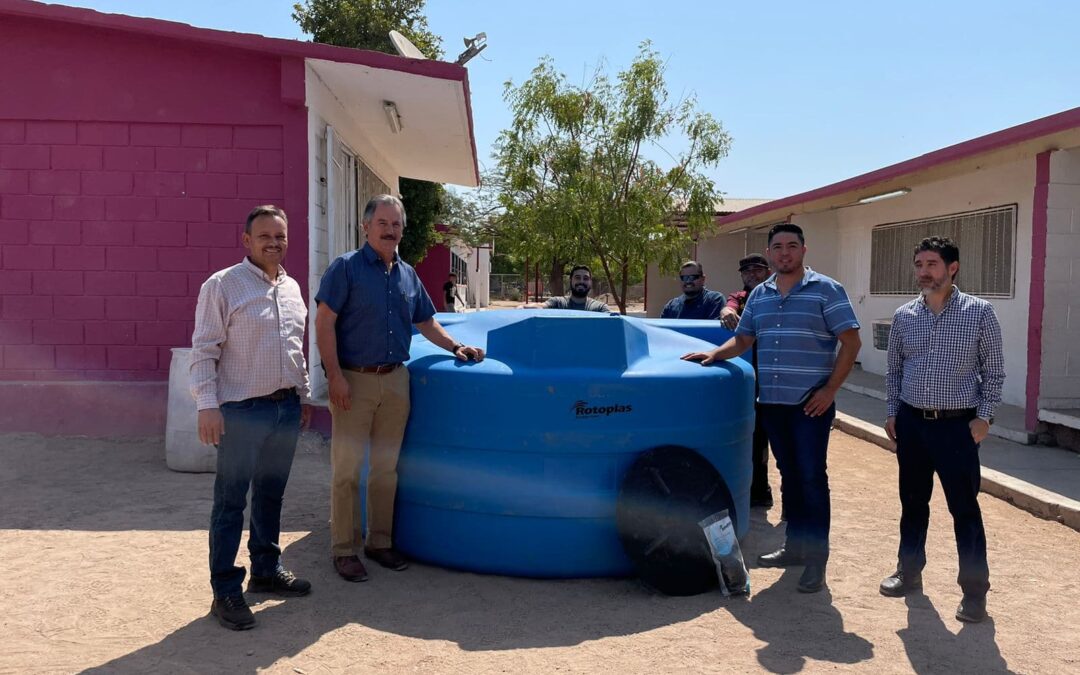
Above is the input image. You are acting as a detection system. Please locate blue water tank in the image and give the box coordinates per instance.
[395,310,754,578]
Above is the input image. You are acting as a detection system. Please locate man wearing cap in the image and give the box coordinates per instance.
[660,261,726,319]
[316,194,485,583]
[719,253,775,508]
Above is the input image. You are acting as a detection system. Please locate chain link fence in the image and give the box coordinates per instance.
[490,274,644,304]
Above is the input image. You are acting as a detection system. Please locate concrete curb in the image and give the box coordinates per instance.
[833,412,1080,533]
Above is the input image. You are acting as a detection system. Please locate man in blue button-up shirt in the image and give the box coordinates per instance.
[660,261,726,319]
[878,236,1004,624]
[683,223,861,593]
[315,195,484,582]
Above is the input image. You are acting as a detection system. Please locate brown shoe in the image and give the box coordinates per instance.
[334,555,369,582]
[364,547,409,571]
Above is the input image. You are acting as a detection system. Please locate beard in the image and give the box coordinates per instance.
[570,283,590,298]
[918,275,950,295]
[683,287,703,298]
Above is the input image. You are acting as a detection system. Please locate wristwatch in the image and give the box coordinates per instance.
[978,416,994,425]
[450,342,464,354]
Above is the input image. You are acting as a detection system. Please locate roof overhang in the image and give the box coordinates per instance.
[716,106,1080,233]
[307,58,478,187]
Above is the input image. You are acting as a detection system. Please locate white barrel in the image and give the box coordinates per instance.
[165,347,216,472]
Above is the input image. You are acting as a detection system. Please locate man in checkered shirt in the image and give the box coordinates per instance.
[191,205,314,630]
[879,236,1005,624]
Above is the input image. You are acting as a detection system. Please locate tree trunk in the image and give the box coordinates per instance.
[548,258,565,297]
[619,261,629,314]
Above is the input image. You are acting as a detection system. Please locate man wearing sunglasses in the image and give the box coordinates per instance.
[659,261,726,319]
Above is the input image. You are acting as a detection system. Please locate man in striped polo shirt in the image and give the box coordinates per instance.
[683,223,861,593]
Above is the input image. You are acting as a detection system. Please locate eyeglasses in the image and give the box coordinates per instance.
[679,274,702,282]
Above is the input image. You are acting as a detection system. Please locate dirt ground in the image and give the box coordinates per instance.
[1,430,1078,674]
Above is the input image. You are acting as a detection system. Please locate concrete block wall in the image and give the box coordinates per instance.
[1040,147,1080,407]
[0,120,284,383]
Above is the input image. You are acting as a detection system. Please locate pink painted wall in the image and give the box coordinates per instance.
[414,225,452,311]
[0,13,308,435]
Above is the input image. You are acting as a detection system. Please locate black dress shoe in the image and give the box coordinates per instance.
[757,547,805,568]
[956,595,987,623]
[879,569,922,597]
[797,565,827,593]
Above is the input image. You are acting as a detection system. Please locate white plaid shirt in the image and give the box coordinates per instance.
[886,286,1004,419]
[190,257,312,410]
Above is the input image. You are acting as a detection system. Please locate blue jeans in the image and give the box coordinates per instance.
[209,393,300,598]
[759,401,835,564]
[896,403,989,597]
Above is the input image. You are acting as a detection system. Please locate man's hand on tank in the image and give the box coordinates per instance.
[681,350,717,365]
[455,345,485,362]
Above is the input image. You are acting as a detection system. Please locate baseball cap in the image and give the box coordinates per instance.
[738,254,769,271]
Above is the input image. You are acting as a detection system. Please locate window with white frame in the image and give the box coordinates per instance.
[870,205,1016,297]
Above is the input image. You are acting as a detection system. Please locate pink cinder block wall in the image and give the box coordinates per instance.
[0,13,308,436]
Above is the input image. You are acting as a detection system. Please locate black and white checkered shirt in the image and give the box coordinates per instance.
[886,286,1004,419]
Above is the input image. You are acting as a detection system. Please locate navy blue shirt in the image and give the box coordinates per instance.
[315,243,436,367]
[660,289,725,319]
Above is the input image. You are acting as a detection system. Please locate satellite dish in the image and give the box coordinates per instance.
[389,30,427,59]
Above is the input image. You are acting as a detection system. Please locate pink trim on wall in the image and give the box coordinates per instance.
[1025,150,1052,432]
[718,106,1080,228]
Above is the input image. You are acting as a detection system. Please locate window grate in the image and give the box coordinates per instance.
[870,205,1016,297]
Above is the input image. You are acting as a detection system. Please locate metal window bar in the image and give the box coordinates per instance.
[869,204,1016,297]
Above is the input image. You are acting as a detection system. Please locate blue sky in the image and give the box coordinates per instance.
[59,0,1080,200]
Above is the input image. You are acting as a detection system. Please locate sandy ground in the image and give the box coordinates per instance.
[1,430,1078,674]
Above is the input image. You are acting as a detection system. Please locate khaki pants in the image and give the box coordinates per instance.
[329,367,410,556]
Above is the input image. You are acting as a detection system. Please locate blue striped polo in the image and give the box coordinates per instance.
[735,267,860,404]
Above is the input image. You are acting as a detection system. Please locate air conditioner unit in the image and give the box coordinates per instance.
[872,319,892,351]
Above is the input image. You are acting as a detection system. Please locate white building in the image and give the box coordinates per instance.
[648,107,1080,437]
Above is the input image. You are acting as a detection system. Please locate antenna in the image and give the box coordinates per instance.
[455,32,487,66]
[388,30,427,59]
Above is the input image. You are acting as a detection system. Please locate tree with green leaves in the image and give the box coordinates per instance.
[293,0,444,264]
[493,43,732,312]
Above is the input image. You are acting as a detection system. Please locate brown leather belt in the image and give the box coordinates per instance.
[343,363,404,375]
[902,403,975,421]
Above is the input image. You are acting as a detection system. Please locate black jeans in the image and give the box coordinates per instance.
[750,403,773,499]
[895,403,989,597]
[209,393,301,598]
[759,401,835,564]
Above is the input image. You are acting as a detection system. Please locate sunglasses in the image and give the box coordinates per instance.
[679,274,702,283]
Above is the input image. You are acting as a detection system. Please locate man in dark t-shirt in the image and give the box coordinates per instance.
[543,264,611,312]
[442,272,462,312]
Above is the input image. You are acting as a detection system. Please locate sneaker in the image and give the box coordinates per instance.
[364,547,409,571]
[247,568,312,597]
[334,555,369,582]
[210,595,256,631]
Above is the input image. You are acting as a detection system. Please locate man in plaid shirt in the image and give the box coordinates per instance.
[879,236,1005,624]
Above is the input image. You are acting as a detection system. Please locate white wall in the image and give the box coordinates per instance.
[305,64,401,401]
[825,158,1035,407]
[1041,147,1080,408]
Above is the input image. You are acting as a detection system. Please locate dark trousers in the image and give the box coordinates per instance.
[209,394,301,598]
[896,403,990,597]
[750,404,773,499]
[760,401,835,564]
